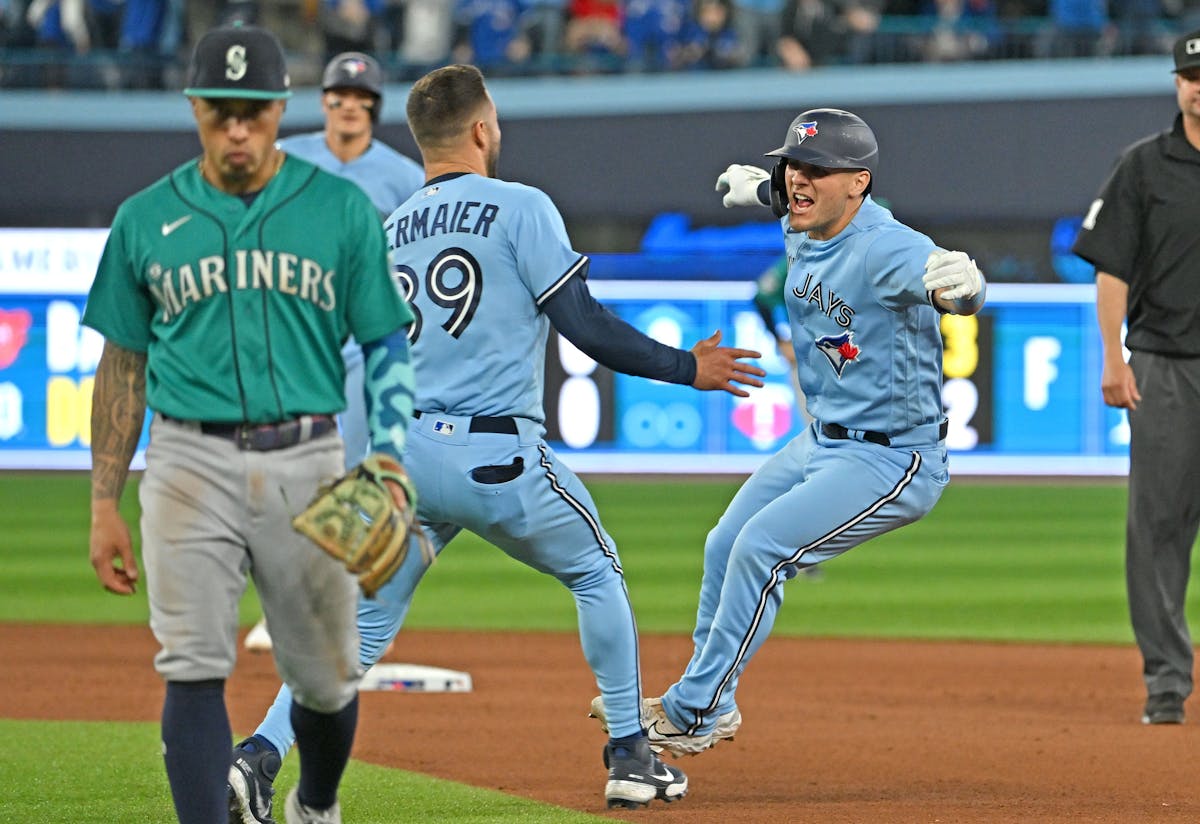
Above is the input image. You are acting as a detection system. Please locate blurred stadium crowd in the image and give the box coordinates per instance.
[2,0,1197,89]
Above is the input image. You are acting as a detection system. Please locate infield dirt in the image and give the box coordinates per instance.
[4,624,1198,822]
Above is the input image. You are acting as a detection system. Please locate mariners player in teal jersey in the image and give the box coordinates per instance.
[82,24,415,824]
[229,63,766,813]
[591,109,986,756]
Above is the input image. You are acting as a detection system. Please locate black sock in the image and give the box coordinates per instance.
[609,730,645,758]
[291,695,358,809]
[240,733,278,755]
[162,679,229,824]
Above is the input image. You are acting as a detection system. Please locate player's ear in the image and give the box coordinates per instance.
[850,170,870,198]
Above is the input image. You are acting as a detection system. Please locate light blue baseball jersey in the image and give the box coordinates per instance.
[384,172,587,423]
[279,132,425,218]
[251,171,650,756]
[785,196,944,437]
[658,195,952,739]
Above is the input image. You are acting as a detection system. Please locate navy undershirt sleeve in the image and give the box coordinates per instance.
[541,276,697,386]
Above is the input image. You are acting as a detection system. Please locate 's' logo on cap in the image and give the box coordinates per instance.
[794,121,819,144]
[1188,37,1200,55]
[225,45,247,81]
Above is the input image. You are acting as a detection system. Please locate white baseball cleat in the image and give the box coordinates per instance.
[589,695,741,757]
[244,618,272,653]
[284,787,341,824]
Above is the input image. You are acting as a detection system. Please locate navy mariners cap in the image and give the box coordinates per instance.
[184,23,292,99]
[1172,28,1200,73]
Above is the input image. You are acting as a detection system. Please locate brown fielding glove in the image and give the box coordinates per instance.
[292,453,426,598]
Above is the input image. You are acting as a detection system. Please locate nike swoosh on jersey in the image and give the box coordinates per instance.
[161,215,192,236]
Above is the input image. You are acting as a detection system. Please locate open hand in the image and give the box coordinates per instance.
[690,330,766,397]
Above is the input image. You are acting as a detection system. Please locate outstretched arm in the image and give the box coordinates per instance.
[542,276,765,396]
[89,341,146,595]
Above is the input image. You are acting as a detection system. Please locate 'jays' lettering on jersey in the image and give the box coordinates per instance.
[784,196,944,434]
[384,172,586,423]
[82,157,413,423]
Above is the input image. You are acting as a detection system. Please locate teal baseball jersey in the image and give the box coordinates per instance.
[384,172,587,423]
[82,156,413,423]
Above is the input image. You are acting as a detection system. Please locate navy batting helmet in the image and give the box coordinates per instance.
[322,52,384,120]
[764,108,878,216]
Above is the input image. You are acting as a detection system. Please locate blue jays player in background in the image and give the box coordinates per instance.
[278,51,424,467]
[592,108,986,757]
[227,62,766,817]
[240,50,425,656]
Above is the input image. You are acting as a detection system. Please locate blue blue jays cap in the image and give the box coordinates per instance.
[184,24,292,100]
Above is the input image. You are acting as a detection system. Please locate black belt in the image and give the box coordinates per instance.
[162,414,336,451]
[821,420,948,447]
[414,411,518,435]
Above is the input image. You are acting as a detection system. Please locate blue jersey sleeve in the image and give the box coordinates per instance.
[509,187,586,303]
[863,229,936,312]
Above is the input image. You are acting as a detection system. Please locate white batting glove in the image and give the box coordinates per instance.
[715,164,770,208]
[922,250,983,301]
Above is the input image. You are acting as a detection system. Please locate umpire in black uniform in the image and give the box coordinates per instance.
[1073,27,1200,726]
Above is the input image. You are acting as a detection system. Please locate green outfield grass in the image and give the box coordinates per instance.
[2,471,1143,642]
[1,470,1173,823]
[0,719,608,823]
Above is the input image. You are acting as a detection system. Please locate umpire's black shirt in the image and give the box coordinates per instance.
[1073,114,1200,357]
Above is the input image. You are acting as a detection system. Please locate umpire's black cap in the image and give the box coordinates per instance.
[1173,28,1200,73]
[183,23,292,100]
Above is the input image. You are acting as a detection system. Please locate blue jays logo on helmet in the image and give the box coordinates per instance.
[794,121,818,143]
[342,58,368,77]
[815,331,861,378]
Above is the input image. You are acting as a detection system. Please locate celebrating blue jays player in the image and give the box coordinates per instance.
[226,63,765,818]
[591,108,986,757]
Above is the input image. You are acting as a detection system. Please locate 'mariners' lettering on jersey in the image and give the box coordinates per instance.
[146,250,336,322]
[793,273,855,328]
[388,200,500,247]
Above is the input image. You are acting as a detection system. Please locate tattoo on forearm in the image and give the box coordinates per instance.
[91,343,147,503]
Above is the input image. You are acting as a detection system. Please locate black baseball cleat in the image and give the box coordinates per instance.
[228,737,282,824]
[603,737,688,809]
[1142,692,1185,725]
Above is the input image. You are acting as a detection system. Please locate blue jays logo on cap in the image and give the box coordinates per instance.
[815,331,860,378]
[794,121,819,144]
[342,58,368,77]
